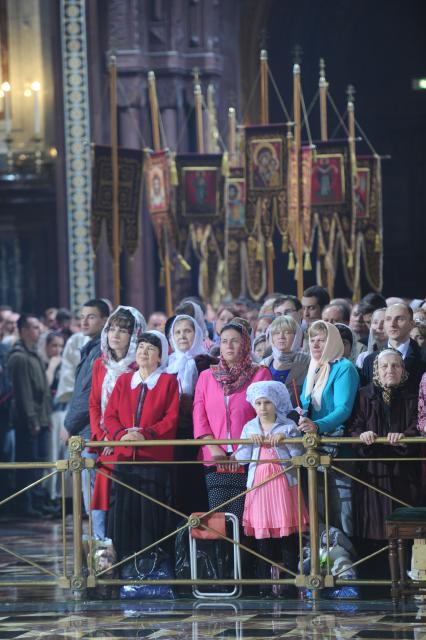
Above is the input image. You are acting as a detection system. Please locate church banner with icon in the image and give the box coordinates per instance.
[244,124,288,300]
[354,155,383,292]
[175,153,226,304]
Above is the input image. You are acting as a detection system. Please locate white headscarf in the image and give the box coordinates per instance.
[182,300,208,338]
[131,329,170,390]
[246,381,294,422]
[100,306,146,425]
[304,321,344,411]
[167,315,206,395]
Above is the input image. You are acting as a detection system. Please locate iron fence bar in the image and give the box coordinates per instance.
[61,471,68,578]
[334,544,390,577]
[297,466,304,569]
[84,436,426,447]
[323,466,331,576]
[0,543,58,577]
[330,464,412,507]
[0,470,59,509]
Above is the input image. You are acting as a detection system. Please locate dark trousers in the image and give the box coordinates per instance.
[14,425,49,510]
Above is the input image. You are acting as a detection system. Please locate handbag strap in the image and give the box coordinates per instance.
[134,382,147,427]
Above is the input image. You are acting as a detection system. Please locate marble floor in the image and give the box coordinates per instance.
[1,516,426,639]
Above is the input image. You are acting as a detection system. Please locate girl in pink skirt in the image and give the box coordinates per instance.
[235,381,308,594]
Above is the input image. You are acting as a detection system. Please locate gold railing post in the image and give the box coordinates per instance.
[302,433,324,596]
[69,435,87,599]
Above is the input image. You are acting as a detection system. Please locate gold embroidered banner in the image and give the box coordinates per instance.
[91,145,144,256]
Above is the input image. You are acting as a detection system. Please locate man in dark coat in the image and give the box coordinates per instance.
[7,314,52,516]
[361,303,426,391]
[63,298,109,517]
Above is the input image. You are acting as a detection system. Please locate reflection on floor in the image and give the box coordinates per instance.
[1,516,426,639]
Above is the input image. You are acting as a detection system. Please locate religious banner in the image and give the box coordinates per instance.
[175,153,225,303]
[355,155,383,292]
[286,145,314,269]
[91,145,144,256]
[308,141,354,295]
[244,124,288,299]
[225,168,246,299]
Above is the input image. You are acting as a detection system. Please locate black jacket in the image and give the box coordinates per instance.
[7,340,51,428]
[64,334,101,436]
[360,338,426,391]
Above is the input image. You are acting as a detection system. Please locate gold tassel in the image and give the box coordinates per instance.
[177,254,191,271]
[169,152,178,186]
[303,251,312,271]
[374,233,381,252]
[318,236,326,256]
[347,249,354,268]
[288,250,295,270]
[159,266,165,287]
[256,239,264,262]
[281,233,288,253]
[221,151,229,178]
[266,240,275,260]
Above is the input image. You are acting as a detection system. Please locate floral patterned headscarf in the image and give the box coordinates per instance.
[211,321,258,395]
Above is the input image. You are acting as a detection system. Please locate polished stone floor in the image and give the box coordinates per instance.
[1,516,426,639]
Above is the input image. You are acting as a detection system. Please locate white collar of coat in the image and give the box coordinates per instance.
[131,367,164,391]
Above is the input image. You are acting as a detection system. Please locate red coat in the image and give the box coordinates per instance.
[89,357,107,442]
[104,371,179,462]
[92,371,179,510]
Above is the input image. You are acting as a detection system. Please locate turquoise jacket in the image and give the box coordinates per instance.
[300,359,359,434]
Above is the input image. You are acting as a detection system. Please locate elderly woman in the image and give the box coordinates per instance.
[167,314,217,513]
[193,321,271,519]
[348,349,421,543]
[299,320,359,536]
[103,330,179,563]
[261,315,310,406]
[89,306,146,539]
[213,305,239,345]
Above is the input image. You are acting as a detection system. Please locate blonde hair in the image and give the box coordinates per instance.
[269,315,299,335]
[308,320,329,338]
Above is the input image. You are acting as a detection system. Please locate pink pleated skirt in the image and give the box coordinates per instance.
[242,446,309,539]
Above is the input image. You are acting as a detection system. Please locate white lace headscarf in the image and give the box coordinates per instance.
[182,300,208,338]
[246,380,294,422]
[99,306,146,425]
[167,315,206,395]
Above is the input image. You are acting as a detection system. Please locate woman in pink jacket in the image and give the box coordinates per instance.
[193,320,271,519]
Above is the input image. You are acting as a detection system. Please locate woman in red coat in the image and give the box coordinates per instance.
[104,330,179,563]
[89,306,146,539]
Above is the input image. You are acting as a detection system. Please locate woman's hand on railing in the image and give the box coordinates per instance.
[101,435,114,456]
[250,434,264,446]
[120,430,145,441]
[387,432,404,445]
[360,431,377,445]
[298,417,318,434]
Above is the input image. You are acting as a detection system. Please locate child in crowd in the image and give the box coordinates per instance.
[235,381,308,594]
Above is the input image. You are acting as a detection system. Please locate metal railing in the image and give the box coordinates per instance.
[0,434,424,599]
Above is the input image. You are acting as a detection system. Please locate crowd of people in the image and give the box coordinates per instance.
[1,287,426,590]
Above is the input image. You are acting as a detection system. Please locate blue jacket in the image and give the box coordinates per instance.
[234,417,304,488]
[300,358,359,434]
[64,334,101,437]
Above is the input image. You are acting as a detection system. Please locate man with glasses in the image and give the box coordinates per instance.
[272,295,303,323]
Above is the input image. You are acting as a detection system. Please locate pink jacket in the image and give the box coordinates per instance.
[193,366,272,463]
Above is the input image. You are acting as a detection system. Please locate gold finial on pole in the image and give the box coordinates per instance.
[260,49,269,125]
[228,107,237,166]
[293,63,304,299]
[319,58,328,141]
[194,83,205,153]
[109,55,120,308]
[148,71,161,152]
[207,84,220,153]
